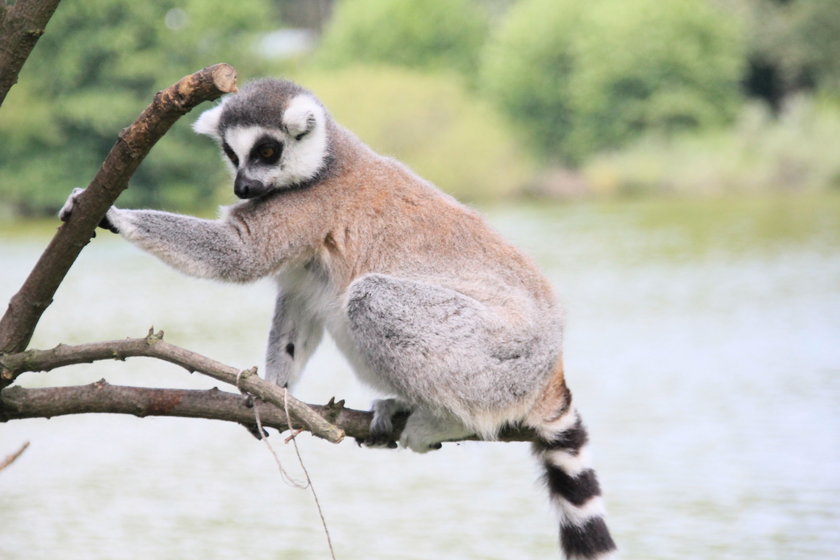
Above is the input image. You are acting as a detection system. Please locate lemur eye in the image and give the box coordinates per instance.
[251,139,282,164]
[258,145,275,159]
[222,142,239,167]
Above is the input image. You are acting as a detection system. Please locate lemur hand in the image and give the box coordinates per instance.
[59,187,120,234]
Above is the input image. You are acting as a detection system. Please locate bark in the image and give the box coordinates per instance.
[0,63,238,363]
[0,383,376,439]
[0,0,62,106]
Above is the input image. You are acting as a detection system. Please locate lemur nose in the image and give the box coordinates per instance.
[234,173,264,199]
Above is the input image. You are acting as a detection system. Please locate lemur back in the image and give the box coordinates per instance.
[60,78,617,559]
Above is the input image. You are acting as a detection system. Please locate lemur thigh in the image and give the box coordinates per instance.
[108,208,268,282]
[345,274,536,423]
[265,291,324,388]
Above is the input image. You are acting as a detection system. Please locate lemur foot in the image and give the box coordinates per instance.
[365,400,473,453]
[360,398,412,448]
[58,187,119,233]
[399,408,473,453]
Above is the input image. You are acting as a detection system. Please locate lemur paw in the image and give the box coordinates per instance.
[399,409,473,453]
[360,398,412,448]
[58,187,119,234]
[399,417,446,454]
[58,187,84,222]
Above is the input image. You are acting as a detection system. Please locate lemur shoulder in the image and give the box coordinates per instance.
[60,78,617,560]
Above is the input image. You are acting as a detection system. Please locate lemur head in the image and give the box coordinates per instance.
[193,78,331,199]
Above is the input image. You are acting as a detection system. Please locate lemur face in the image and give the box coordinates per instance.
[194,83,329,199]
[222,126,286,199]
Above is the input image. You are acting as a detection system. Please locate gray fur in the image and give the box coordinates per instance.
[265,289,324,387]
[218,78,311,134]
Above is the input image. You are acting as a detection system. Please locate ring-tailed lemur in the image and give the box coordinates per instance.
[60,78,617,559]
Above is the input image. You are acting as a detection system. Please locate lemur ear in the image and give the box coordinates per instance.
[283,95,322,141]
[193,99,227,139]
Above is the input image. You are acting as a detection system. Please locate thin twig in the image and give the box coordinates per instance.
[0,441,30,472]
[282,389,337,560]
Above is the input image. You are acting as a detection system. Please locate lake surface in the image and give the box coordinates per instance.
[1,194,838,559]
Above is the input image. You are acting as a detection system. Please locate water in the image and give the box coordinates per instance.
[1,194,838,559]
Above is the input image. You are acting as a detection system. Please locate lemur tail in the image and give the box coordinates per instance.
[530,405,617,559]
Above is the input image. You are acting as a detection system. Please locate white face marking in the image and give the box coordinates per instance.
[219,94,328,193]
[223,126,278,175]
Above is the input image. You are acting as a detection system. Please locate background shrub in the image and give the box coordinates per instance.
[583,98,840,196]
[0,0,273,216]
[315,0,489,80]
[481,0,746,164]
[294,66,534,201]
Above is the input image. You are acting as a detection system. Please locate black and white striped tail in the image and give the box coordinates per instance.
[532,409,617,559]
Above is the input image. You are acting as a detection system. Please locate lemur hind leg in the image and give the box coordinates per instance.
[345,273,529,451]
[265,290,324,389]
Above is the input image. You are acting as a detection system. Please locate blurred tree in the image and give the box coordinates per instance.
[315,0,489,80]
[775,0,840,95]
[727,0,840,107]
[0,0,275,217]
[294,66,533,201]
[481,0,746,164]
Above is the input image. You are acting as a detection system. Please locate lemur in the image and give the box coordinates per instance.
[60,78,617,559]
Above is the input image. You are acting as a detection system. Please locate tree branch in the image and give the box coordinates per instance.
[0,330,345,443]
[0,63,238,363]
[0,0,62,107]
[0,382,373,437]
[0,383,537,445]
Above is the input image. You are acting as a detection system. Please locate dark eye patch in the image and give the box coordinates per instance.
[222,142,239,167]
[249,135,283,165]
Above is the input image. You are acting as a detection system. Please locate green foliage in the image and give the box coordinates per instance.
[293,66,534,201]
[778,0,840,93]
[584,98,840,196]
[315,0,489,79]
[480,0,746,164]
[0,0,275,216]
[728,0,840,100]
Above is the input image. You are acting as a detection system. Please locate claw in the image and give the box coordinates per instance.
[243,423,269,440]
[360,433,399,449]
